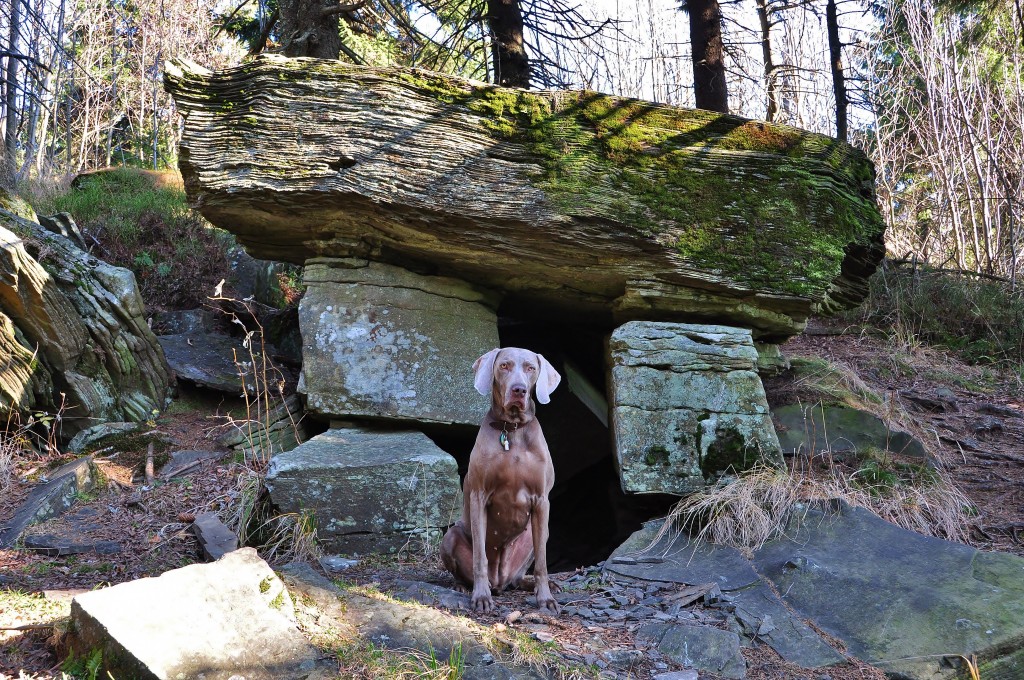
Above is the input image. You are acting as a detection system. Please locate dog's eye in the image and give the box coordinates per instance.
[525,365,536,372]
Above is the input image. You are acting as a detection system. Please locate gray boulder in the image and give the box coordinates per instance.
[68,548,320,680]
[608,321,782,494]
[773,403,927,458]
[299,258,497,426]
[67,422,140,454]
[265,427,463,553]
[637,623,746,679]
[157,332,251,393]
[755,502,1024,679]
[0,193,170,433]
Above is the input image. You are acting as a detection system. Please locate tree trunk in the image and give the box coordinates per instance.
[487,0,530,88]
[4,0,22,185]
[755,0,778,122]
[685,0,728,113]
[826,0,847,140]
[279,0,342,59]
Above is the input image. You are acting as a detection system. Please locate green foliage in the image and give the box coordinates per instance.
[34,168,229,310]
[61,647,103,680]
[844,261,1024,366]
[852,447,938,497]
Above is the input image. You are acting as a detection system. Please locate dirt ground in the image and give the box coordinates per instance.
[1,327,1021,679]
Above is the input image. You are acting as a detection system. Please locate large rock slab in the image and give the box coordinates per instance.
[164,56,885,339]
[608,322,783,495]
[68,548,320,680]
[606,502,1024,679]
[755,502,1024,679]
[0,195,170,432]
[299,258,497,425]
[265,427,463,553]
[605,519,844,670]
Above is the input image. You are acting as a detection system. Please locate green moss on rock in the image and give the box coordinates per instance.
[384,73,883,298]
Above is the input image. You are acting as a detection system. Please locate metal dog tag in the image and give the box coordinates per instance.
[499,432,509,451]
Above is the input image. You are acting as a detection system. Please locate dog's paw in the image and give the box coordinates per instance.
[472,591,494,614]
[537,596,560,616]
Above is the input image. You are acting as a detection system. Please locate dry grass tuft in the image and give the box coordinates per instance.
[655,463,798,551]
[659,450,972,551]
[215,294,319,566]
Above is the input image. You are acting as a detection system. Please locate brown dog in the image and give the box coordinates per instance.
[441,347,561,614]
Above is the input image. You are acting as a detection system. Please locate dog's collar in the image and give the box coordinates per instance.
[489,420,519,451]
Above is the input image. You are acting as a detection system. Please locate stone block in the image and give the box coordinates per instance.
[265,427,463,553]
[191,512,239,561]
[298,258,498,426]
[68,548,319,679]
[609,322,782,495]
[638,623,747,678]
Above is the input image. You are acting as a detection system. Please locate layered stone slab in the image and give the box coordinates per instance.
[0,457,96,548]
[265,427,463,553]
[608,321,782,495]
[165,56,886,338]
[299,258,497,425]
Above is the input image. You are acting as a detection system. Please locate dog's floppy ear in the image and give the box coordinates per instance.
[473,348,502,396]
[534,354,561,404]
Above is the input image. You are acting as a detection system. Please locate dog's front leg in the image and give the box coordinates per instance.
[530,496,559,614]
[469,489,494,613]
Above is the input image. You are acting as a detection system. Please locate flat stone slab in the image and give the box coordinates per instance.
[773,403,927,458]
[606,502,1024,678]
[265,427,463,553]
[637,622,746,679]
[166,57,886,338]
[609,322,782,495]
[393,579,471,611]
[0,457,95,548]
[23,534,122,556]
[754,502,1024,679]
[69,548,320,680]
[298,258,497,425]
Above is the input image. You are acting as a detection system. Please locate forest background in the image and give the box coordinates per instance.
[0,0,1021,296]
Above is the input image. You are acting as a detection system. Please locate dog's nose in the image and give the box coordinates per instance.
[511,384,527,397]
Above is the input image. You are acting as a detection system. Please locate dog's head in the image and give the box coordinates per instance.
[473,347,561,417]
